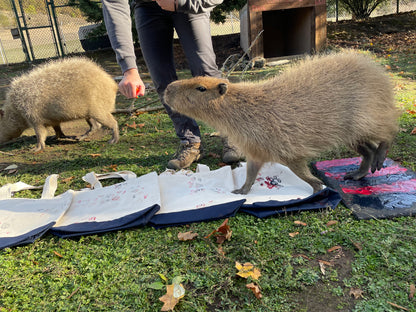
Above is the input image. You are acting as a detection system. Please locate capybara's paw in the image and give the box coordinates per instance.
[344,170,367,181]
[232,187,249,195]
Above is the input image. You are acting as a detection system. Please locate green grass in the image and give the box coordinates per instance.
[1,21,416,312]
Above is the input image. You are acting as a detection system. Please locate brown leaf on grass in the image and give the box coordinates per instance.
[246,283,262,299]
[61,176,75,183]
[326,220,338,227]
[89,153,101,158]
[349,238,363,251]
[387,301,409,311]
[328,245,342,253]
[217,246,225,257]
[159,284,185,311]
[293,254,312,261]
[294,220,307,226]
[289,232,299,237]
[53,251,63,258]
[205,218,232,244]
[318,259,333,266]
[125,121,138,129]
[319,261,326,275]
[410,284,415,299]
[411,127,416,135]
[177,231,198,241]
[235,262,261,280]
[318,259,333,275]
[349,288,364,299]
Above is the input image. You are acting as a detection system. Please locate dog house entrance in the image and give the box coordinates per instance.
[240,0,326,60]
[263,7,313,58]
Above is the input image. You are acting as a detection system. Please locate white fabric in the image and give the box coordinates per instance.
[157,166,244,215]
[0,163,317,241]
[233,162,314,205]
[53,171,160,227]
[0,175,72,238]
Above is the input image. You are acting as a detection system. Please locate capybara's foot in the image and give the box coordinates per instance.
[232,186,250,195]
[344,170,368,180]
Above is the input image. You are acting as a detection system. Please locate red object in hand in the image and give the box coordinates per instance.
[136,86,142,98]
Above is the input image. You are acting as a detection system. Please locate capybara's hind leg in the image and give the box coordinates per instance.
[345,142,376,180]
[233,159,264,194]
[371,141,389,172]
[94,113,119,144]
[78,118,102,141]
[53,125,66,138]
[288,160,323,193]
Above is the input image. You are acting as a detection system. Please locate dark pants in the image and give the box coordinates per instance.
[134,3,221,144]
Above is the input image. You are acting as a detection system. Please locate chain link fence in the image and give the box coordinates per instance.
[327,0,416,21]
[0,0,415,65]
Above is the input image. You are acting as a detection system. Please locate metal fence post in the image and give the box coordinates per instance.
[9,0,32,62]
[46,0,66,57]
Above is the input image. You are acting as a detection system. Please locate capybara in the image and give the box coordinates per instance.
[164,51,400,194]
[0,57,119,151]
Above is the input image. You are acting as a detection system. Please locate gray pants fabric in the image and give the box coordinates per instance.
[134,3,222,144]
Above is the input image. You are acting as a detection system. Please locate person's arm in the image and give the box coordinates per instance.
[155,0,223,13]
[102,0,145,98]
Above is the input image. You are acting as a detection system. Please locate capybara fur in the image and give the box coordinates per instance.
[164,51,400,194]
[0,57,119,151]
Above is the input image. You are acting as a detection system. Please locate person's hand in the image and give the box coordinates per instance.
[153,0,175,11]
[119,68,146,98]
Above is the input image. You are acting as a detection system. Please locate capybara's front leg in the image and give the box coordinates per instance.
[233,159,264,194]
[371,141,389,172]
[33,125,48,152]
[345,142,375,180]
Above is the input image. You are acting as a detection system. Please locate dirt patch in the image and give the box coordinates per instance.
[290,248,357,312]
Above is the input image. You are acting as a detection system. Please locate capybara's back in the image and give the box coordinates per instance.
[165,51,400,193]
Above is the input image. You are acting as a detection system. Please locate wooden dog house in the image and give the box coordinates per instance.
[240,0,327,59]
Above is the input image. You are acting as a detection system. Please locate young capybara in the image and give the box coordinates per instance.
[164,51,400,194]
[0,57,119,151]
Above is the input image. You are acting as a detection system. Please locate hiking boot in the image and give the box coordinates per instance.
[222,138,244,164]
[167,142,203,170]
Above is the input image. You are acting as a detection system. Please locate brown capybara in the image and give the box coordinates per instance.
[0,57,119,151]
[164,51,400,194]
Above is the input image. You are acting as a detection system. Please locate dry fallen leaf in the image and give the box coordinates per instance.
[387,301,409,311]
[349,238,363,251]
[289,232,299,237]
[293,254,312,261]
[235,262,261,280]
[177,231,198,241]
[53,251,63,258]
[61,176,75,183]
[319,261,326,275]
[326,220,338,227]
[246,283,262,299]
[89,153,101,158]
[410,284,415,299]
[159,283,185,311]
[294,220,307,226]
[328,245,342,253]
[349,288,364,299]
[205,218,232,244]
[411,127,416,135]
[318,259,333,275]
[125,121,138,129]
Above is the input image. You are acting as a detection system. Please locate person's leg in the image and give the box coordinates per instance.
[173,12,221,78]
[134,4,201,144]
[174,12,243,163]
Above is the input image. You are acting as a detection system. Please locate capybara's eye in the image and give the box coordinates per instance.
[196,86,207,92]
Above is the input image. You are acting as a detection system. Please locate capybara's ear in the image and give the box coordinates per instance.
[218,83,228,95]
